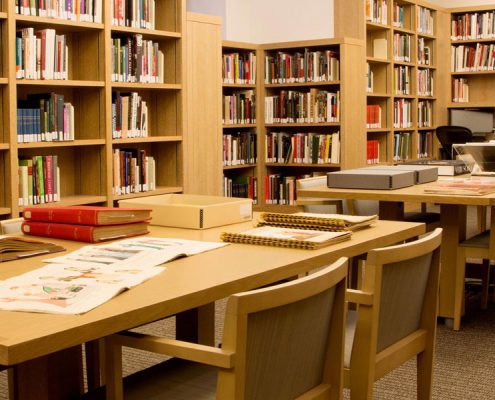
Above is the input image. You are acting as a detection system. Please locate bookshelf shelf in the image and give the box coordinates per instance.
[113,136,182,144]
[367,92,390,97]
[448,102,495,108]
[265,123,341,128]
[0,0,186,220]
[223,123,257,129]
[15,15,104,30]
[366,57,391,64]
[222,84,256,89]
[110,83,181,90]
[18,140,106,149]
[265,163,340,168]
[265,81,340,88]
[367,22,390,31]
[451,38,495,44]
[18,195,107,211]
[223,164,256,171]
[113,186,183,201]
[451,71,495,76]
[110,26,181,39]
[16,80,105,87]
[393,26,416,35]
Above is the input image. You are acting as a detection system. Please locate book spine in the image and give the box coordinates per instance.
[23,208,99,224]
[21,221,95,242]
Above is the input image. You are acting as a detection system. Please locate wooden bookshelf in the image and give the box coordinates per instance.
[335,0,450,163]
[1,0,186,219]
[258,37,366,209]
[221,40,260,205]
[449,5,495,112]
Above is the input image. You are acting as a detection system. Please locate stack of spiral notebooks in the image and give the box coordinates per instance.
[220,212,377,250]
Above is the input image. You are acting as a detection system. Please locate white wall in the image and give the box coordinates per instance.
[187,0,334,43]
[428,0,495,6]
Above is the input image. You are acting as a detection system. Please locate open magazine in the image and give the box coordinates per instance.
[0,237,227,314]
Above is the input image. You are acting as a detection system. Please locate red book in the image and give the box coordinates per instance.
[21,220,150,243]
[22,206,152,225]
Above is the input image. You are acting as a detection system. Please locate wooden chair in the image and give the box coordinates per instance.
[104,257,349,400]
[454,205,495,331]
[296,176,344,214]
[344,228,442,399]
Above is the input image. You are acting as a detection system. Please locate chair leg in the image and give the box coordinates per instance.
[416,349,434,400]
[481,259,490,310]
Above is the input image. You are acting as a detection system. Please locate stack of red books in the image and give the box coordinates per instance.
[21,206,151,243]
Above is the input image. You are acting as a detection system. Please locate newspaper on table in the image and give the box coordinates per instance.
[0,237,227,315]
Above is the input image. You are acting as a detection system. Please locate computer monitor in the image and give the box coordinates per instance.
[450,109,494,136]
[453,143,495,173]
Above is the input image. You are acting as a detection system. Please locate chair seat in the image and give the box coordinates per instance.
[84,359,217,400]
[460,231,490,249]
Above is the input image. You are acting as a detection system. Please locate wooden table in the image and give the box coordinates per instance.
[0,217,424,399]
[297,182,495,326]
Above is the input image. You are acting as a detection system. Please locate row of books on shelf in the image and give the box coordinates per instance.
[392,3,404,28]
[222,52,256,84]
[394,65,411,95]
[112,92,148,139]
[366,139,380,164]
[452,78,469,103]
[417,6,434,35]
[265,132,340,165]
[393,99,412,128]
[366,63,373,92]
[16,28,68,80]
[223,176,257,204]
[417,131,434,159]
[393,33,411,63]
[223,132,257,166]
[366,104,382,129]
[264,90,340,124]
[264,49,340,84]
[366,0,387,25]
[417,100,433,128]
[264,174,299,206]
[17,92,74,143]
[111,35,164,83]
[112,149,156,195]
[111,0,156,29]
[222,91,256,125]
[418,38,431,66]
[417,69,434,97]
[18,156,60,206]
[451,43,495,72]
[393,132,411,162]
[451,11,495,41]
[16,0,102,23]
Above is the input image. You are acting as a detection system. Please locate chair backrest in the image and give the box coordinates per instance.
[217,257,348,400]
[348,228,442,382]
[435,125,473,160]
[296,176,343,214]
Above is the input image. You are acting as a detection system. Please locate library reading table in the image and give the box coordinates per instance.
[298,181,495,328]
[0,216,424,399]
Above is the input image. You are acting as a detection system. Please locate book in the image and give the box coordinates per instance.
[0,236,65,263]
[404,159,470,176]
[423,178,495,196]
[220,226,351,250]
[257,212,378,232]
[23,206,152,225]
[21,221,150,243]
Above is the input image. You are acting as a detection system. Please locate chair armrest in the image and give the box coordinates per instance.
[111,331,234,369]
[346,289,373,305]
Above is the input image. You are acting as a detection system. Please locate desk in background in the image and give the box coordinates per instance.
[0,216,425,400]
[298,182,495,327]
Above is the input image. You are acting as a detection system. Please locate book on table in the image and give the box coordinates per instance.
[0,236,65,263]
[22,205,151,225]
[220,225,351,250]
[21,220,150,243]
[257,212,378,231]
[423,177,495,196]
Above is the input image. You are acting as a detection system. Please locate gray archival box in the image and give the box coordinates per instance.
[327,168,416,190]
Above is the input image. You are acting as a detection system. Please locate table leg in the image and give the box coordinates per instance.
[176,303,215,346]
[9,346,83,400]
[438,204,467,322]
[379,201,405,220]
